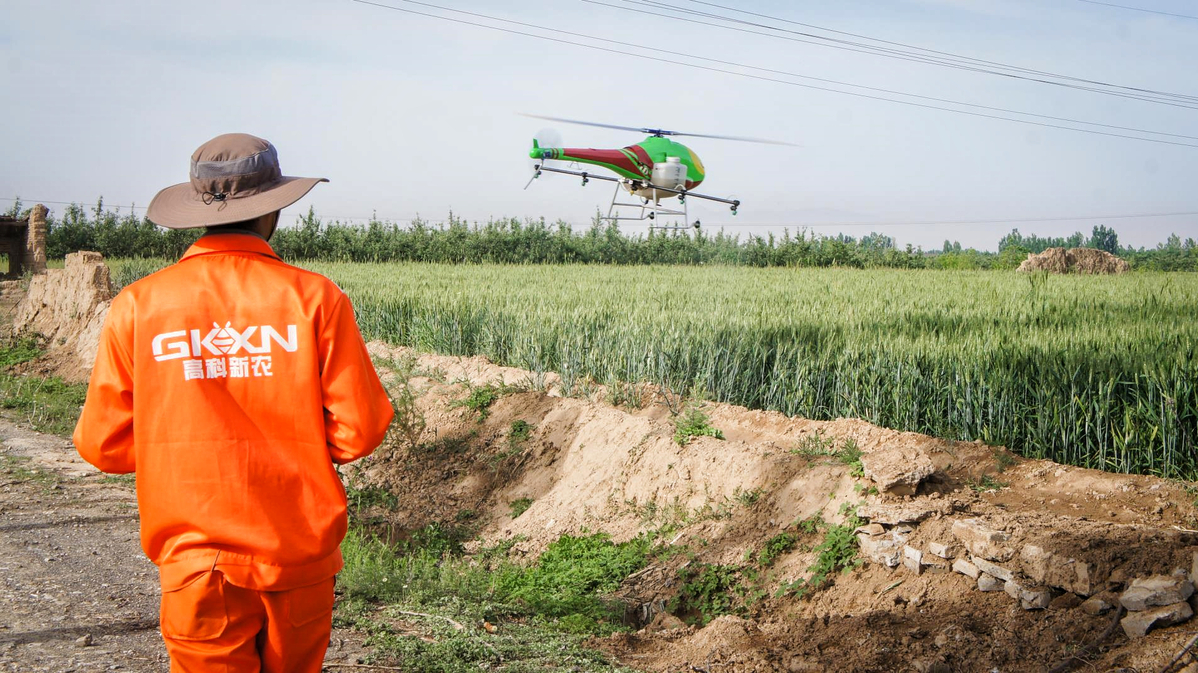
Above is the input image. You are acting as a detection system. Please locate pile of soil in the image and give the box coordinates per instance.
[354,344,1198,673]
[1017,247,1130,274]
[10,251,114,382]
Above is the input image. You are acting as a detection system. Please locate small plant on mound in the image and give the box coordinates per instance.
[453,382,512,421]
[734,486,764,508]
[776,512,864,599]
[670,562,742,625]
[509,497,534,519]
[967,474,1008,492]
[673,402,725,446]
[752,531,799,567]
[380,354,427,452]
[345,482,399,513]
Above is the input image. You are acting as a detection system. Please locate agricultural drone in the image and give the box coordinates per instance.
[523,114,793,231]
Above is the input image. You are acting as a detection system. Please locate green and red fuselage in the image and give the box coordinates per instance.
[530,135,706,191]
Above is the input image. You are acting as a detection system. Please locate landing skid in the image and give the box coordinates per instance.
[527,164,740,233]
[602,182,696,232]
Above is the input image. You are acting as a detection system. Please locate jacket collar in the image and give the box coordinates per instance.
[181,232,281,261]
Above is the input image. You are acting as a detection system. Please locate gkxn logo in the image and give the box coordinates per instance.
[153,322,298,361]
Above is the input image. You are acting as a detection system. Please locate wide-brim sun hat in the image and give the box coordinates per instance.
[146,133,327,229]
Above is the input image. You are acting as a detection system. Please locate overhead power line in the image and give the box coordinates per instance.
[707,210,1198,228]
[676,0,1198,102]
[349,0,1198,147]
[1077,0,1198,21]
[598,0,1198,109]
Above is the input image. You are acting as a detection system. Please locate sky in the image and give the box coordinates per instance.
[2,0,1197,251]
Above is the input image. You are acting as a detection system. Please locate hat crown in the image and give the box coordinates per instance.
[189,133,282,198]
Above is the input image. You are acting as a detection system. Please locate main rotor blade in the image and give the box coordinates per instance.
[668,131,799,146]
[520,113,797,146]
[520,113,649,135]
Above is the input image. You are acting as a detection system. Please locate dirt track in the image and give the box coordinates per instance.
[0,418,374,673]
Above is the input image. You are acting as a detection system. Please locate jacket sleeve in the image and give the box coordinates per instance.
[73,293,136,473]
[319,291,394,464]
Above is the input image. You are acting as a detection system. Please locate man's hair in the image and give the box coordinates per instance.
[205,219,260,233]
[204,211,278,233]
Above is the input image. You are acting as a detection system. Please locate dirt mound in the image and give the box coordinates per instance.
[10,251,114,382]
[354,344,1198,672]
[1017,247,1130,274]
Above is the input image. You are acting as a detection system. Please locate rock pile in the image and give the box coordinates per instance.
[859,512,1198,639]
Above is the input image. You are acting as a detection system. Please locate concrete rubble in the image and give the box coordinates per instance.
[1121,602,1193,639]
[859,445,935,496]
[856,504,1198,638]
[951,519,1014,562]
[1119,574,1194,612]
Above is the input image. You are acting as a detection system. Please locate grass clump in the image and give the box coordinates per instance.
[968,474,1009,492]
[673,403,724,446]
[0,337,87,437]
[508,497,534,519]
[777,513,864,599]
[0,373,87,437]
[337,523,654,670]
[453,383,511,421]
[752,531,799,567]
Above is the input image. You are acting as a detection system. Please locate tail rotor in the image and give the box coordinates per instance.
[524,127,563,190]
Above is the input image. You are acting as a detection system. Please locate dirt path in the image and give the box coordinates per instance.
[0,418,373,673]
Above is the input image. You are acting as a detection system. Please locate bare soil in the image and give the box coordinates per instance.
[354,344,1198,673]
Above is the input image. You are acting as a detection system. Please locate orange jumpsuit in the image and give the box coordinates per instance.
[74,232,394,672]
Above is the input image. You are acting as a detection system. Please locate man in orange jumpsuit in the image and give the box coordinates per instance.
[74,133,394,672]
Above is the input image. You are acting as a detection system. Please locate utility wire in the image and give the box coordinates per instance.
[600,0,1198,109]
[704,210,1198,228]
[675,0,1198,102]
[1077,0,1198,21]
[375,0,1198,140]
[349,0,1198,147]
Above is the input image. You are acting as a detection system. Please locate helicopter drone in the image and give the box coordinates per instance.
[522,114,793,231]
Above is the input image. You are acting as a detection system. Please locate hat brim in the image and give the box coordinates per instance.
[146,176,328,229]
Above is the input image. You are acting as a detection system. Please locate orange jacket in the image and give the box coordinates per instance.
[74,233,393,591]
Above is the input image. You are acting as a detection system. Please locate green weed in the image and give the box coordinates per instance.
[509,497,534,519]
[673,404,725,446]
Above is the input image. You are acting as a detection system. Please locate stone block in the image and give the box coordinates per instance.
[1019,544,1097,596]
[953,559,980,579]
[860,446,935,496]
[859,502,946,526]
[929,542,958,560]
[1121,601,1194,639]
[972,557,1014,582]
[1120,574,1195,612]
[978,573,1004,592]
[904,545,924,575]
[952,519,1014,562]
[855,523,885,536]
[1005,578,1024,600]
[1081,595,1113,616]
[858,533,902,568]
[1020,586,1054,610]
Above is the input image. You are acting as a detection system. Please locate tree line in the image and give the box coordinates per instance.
[7,198,1197,271]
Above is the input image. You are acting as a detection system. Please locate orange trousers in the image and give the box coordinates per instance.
[160,571,335,673]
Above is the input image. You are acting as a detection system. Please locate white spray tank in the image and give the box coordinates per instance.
[651,156,688,190]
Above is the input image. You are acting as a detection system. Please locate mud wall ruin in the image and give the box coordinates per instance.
[0,204,48,278]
